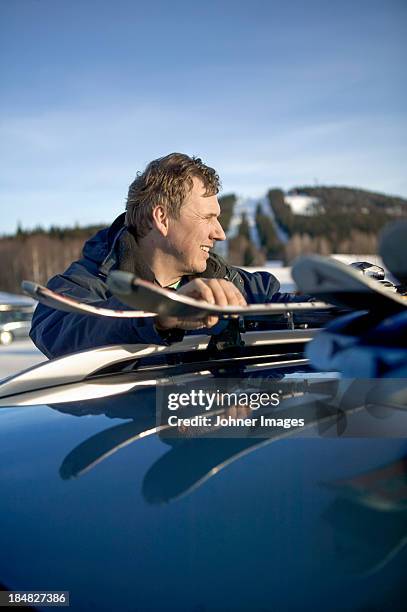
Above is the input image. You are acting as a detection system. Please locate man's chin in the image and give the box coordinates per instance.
[189,260,208,274]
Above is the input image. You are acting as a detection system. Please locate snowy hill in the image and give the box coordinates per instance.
[284,191,320,216]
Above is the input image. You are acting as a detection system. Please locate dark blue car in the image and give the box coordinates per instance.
[0,330,406,611]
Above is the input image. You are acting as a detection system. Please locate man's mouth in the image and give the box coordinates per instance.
[200,246,210,253]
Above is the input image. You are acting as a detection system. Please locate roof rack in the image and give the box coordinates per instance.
[0,328,317,406]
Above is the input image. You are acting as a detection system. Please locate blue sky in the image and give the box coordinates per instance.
[1,0,406,234]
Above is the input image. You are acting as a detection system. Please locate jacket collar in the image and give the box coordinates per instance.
[98,214,127,278]
[116,227,157,283]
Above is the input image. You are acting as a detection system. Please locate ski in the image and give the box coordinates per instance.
[292,254,407,314]
[106,270,332,317]
[22,280,156,318]
[22,277,332,319]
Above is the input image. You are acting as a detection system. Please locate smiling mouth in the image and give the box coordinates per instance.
[200,246,210,253]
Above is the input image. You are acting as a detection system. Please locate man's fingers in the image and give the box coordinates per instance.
[178,278,246,310]
[205,279,229,308]
[202,279,246,308]
[157,278,246,331]
[179,278,215,304]
[203,315,219,328]
[217,279,247,307]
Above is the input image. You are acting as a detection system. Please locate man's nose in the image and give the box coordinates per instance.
[211,219,226,242]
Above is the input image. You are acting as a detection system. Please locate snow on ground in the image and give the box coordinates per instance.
[0,339,46,381]
[227,196,263,247]
[231,194,290,244]
[242,266,294,293]
[0,292,35,306]
[262,194,290,244]
[284,193,319,216]
[216,195,263,258]
[218,194,289,259]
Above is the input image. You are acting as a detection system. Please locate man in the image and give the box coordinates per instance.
[30,153,297,358]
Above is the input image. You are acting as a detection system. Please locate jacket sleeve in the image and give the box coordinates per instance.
[237,269,313,303]
[30,301,171,359]
[237,269,281,303]
[29,276,175,359]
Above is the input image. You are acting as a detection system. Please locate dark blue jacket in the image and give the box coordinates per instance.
[30,214,297,358]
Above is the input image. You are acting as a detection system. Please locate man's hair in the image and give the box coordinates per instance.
[125,153,221,239]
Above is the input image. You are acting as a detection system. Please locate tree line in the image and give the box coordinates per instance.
[0,195,237,294]
[267,186,406,257]
[1,187,406,293]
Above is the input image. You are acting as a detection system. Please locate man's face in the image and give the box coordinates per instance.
[165,177,226,275]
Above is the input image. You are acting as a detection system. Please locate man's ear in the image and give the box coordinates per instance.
[151,205,169,236]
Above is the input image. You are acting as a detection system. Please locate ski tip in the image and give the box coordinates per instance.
[107,271,135,295]
[21,280,40,298]
[293,254,343,269]
[291,255,334,291]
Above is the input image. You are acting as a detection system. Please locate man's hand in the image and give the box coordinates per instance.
[155,278,247,331]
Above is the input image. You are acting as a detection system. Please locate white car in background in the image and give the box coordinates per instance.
[0,293,35,345]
